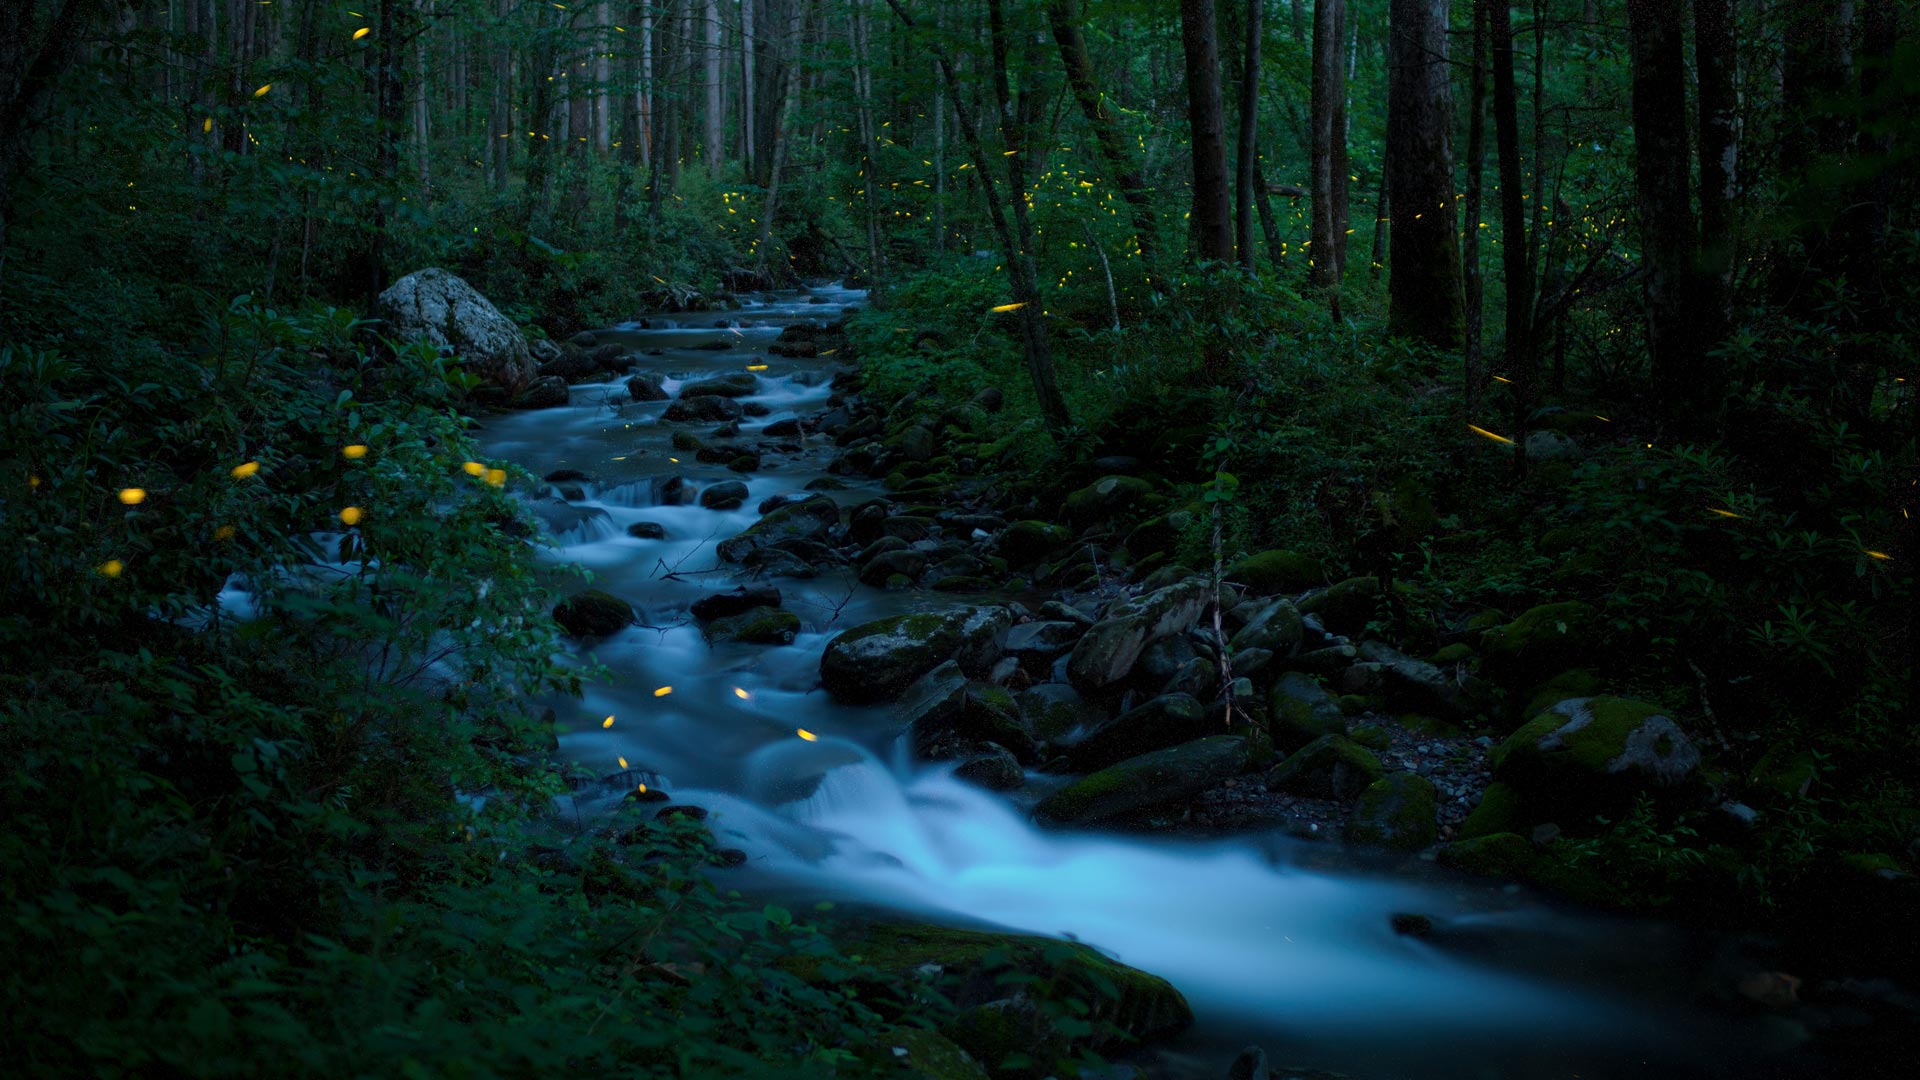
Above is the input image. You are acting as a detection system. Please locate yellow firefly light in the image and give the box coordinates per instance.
[230,460,260,479]
[484,468,507,487]
[653,686,672,698]
[340,506,364,526]
[603,715,615,728]
[462,461,486,476]
[343,444,369,459]
[118,487,147,505]
[1467,424,1515,446]
[797,728,818,742]
[98,559,124,578]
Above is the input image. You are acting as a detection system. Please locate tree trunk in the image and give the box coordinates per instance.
[1693,0,1737,340]
[704,0,723,174]
[1309,0,1342,292]
[756,0,807,278]
[1385,0,1464,348]
[1046,0,1157,263]
[1179,0,1234,262]
[0,0,107,289]
[489,0,512,190]
[1626,0,1706,423]
[1462,0,1488,407]
[741,0,755,174]
[1234,0,1262,269]
[1491,0,1533,469]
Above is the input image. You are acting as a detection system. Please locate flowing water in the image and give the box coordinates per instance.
[475,286,1809,1079]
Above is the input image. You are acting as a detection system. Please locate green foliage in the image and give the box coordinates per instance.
[0,305,933,1078]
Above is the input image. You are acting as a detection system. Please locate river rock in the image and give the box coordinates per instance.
[1003,621,1084,664]
[376,268,536,391]
[1059,693,1211,772]
[716,494,840,562]
[1016,682,1104,743]
[551,589,632,637]
[626,521,666,540]
[689,585,782,621]
[701,606,800,646]
[993,520,1071,565]
[858,548,927,587]
[532,499,612,542]
[511,375,570,409]
[1227,597,1304,657]
[1227,549,1325,596]
[1481,601,1601,681]
[626,373,669,401]
[1063,474,1158,526]
[1299,575,1380,637]
[1036,736,1248,825]
[664,394,743,422]
[952,746,1024,791]
[1066,578,1210,695]
[1357,641,1469,720]
[680,371,759,398]
[1265,734,1383,800]
[819,607,1010,703]
[1489,696,1701,817]
[1270,672,1346,751]
[698,480,750,510]
[1347,772,1440,850]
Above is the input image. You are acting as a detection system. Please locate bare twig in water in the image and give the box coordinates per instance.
[650,530,724,581]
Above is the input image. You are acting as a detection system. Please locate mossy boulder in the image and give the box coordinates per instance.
[1437,832,1537,878]
[992,520,1071,566]
[1489,696,1701,819]
[1347,772,1439,850]
[551,589,632,637]
[1480,600,1601,681]
[1458,781,1526,840]
[1227,598,1304,657]
[901,664,1034,761]
[698,480,750,510]
[842,921,1192,1064]
[1269,673,1346,752]
[1299,576,1381,637]
[716,494,841,562]
[1227,549,1326,596]
[702,606,800,645]
[678,371,759,398]
[1265,734,1383,800]
[1016,683,1103,743]
[862,1028,990,1080]
[663,394,744,422]
[1059,693,1211,771]
[1036,736,1248,825]
[820,607,1011,703]
[1517,669,1606,728]
[1348,723,1391,751]
[1065,578,1210,695]
[1427,642,1474,666]
[1063,474,1158,527]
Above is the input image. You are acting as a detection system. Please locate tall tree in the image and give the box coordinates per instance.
[1693,0,1738,340]
[1309,0,1345,298]
[1490,0,1533,405]
[704,0,723,174]
[1234,0,1262,269]
[1626,0,1707,422]
[1179,0,1234,262]
[1462,0,1489,407]
[1385,0,1464,347]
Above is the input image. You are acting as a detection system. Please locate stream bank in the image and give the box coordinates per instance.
[475,281,1909,1079]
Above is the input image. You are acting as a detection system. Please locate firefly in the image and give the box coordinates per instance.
[230,460,260,479]
[118,487,147,505]
[484,468,507,487]
[343,444,369,459]
[603,715,615,728]
[734,688,750,700]
[653,686,672,698]
[1467,424,1514,446]
[463,461,486,476]
[352,27,370,40]
[990,302,1027,313]
[797,728,818,741]
[340,506,364,526]
[98,559,124,578]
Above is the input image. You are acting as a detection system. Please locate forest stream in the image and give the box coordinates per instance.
[476,285,1804,1080]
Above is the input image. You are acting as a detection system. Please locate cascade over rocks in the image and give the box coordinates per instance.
[377,268,537,391]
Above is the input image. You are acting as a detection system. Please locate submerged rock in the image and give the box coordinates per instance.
[551,589,632,637]
[702,606,800,645]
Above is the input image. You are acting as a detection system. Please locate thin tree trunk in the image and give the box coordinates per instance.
[1254,162,1285,268]
[882,0,1071,435]
[756,0,807,278]
[1180,0,1234,263]
[1463,0,1488,408]
[1309,0,1342,292]
[704,0,722,173]
[741,0,755,174]
[1046,0,1157,263]
[1491,0,1534,468]
[1385,0,1464,347]
[1333,8,1354,276]
[1694,0,1737,340]
[1233,0,1261,269]
[852,0,882,286]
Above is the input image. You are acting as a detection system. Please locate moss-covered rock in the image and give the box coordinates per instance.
[716,494,841,563]
[1516,669,1607,728]
[698,480,750,509]
[1300,576,1381,637]
[1458,781,1526,839]
[1228,597,1304,657]
[1489,696,1701,819]
[701,605,800,645]
[842,921,1192,1067]
[1036,736,1248,825]
[862,1027,990,1080]
[551,588,633,637]
[992,520,1070,566]
[1059,693,1210,771]
[1016,683,1103,743]
[1265,734,1383,800]
[1348,723,1391,751]
[1437,832,1537,878]
[1269,673,1346,752]
[1427,642,1474,667]
[1063,474,1158,527]
[1065,578,1210,695]
[820,607,1010,704]
[678,371,759,397]
[1227,549,1326,596]
[1480,601,1601,681]
[1347,772,1439,850]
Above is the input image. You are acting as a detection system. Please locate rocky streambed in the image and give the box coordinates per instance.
[462,280,1901,1079]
